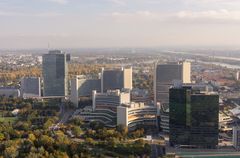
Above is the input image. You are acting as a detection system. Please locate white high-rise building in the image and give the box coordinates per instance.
[101,67,132,93]
[154,61,191,106]
[70,75,101,107]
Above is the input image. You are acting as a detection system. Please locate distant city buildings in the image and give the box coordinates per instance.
[101,67,132,93]
[20,77,41,98]
[236,71,240,81]
[42,50,69,96]
[3,50,238,152]
[169,84,219,148]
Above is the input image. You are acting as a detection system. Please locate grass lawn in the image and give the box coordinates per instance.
[0,110,17,123]
[0,116,17,123]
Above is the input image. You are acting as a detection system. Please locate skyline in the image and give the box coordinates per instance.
[1,0,240,49]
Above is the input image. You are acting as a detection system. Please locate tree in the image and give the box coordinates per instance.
[14,121,31,131]
[4,146,18,158]
[68,117,83,126]
[89,121,104,130]
[28,133,36,142]
[55,131,70,151]
[8,129,21,139]
[0,133,5,141]
[71,126,82,137]
[18,140,33,157]
[116,125,128,137]
[43,119,54,130]
[85,138,95,146]
[37,135,54,149]
[50,151,69,158]
[130,128,144,139]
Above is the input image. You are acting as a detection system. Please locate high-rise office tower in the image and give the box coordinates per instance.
[154,61,191,106]
[154,61,191,133]
[42,50,69,96]
[169,85,219,148]
[70,75,101,107]
[20,77,41,98]
[101,67,132,92]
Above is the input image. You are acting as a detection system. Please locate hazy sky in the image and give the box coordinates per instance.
[1,0,240,49]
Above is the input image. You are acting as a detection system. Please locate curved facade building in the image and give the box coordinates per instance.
[75,90,130,127]
[117,102,157,130]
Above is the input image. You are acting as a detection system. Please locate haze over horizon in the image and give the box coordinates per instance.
[1,0,240,49]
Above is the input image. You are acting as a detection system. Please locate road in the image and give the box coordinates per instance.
[151,143,165,158]
[150,133,166,158]
[177,152,240,158]
[59,103,75,124]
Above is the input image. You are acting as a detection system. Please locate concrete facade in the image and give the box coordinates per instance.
[117,102,157,130]
[70,75,101,107]
[154,61,191,106]
[0,88,20,98]
[101,67,132,92]
[20,77,41,98]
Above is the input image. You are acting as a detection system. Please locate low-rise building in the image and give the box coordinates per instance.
[74,90,130,127]
[117,102,157,130]
[0,88,20,98]
[72,90,158,130]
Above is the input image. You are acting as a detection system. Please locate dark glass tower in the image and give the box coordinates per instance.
[169,86,219,148]
[43,50,68,96]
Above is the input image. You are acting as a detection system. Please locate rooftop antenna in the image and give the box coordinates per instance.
[48,43,50,51]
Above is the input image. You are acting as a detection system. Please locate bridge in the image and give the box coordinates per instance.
[31,96,69,99]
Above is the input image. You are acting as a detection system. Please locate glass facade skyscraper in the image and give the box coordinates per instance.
[169,85,219,148]
[154,61,191,133]
[42,50,68,96]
